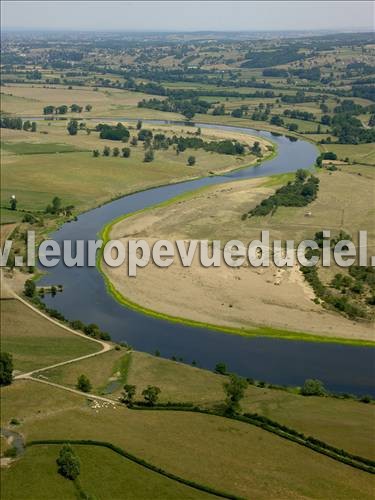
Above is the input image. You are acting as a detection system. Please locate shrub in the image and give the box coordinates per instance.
[76,374,92,393]
[300,379,326,396]
[0,352,13,386]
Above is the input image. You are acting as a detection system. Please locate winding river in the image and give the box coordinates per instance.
[38,121,375,396]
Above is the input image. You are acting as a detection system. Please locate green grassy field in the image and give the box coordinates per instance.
[1,141,85,155]
[320,142,375,166]
[1,121,263,213]
[41,349,130,396]
[0,299,100,372]
[37,349,375,461]
[1,381,374,500]
[1,444,214,500]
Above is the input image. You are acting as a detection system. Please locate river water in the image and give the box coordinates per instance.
[38,121,375,396]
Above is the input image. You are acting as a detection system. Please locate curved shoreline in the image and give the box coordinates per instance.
[97,186,374,348]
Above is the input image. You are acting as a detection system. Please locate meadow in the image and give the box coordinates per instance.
[1,445,213,500]
[0,299,100,372]
[2,380,374,500]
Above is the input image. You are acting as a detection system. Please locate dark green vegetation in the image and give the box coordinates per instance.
[0,352,13,386]
[244,169,319,217]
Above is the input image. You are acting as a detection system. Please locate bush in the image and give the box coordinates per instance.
[300,379,326,396]
[144,149,154,162]
[0,352,13,387]
[76,374,92,393]
[24,279,36,297]
[4,447,17,458]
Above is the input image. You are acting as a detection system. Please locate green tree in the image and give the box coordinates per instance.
[23,120,31,131]
[103,146,111,157]
[130,136,138,146]
[52,196,62,214]
[144,149,154,162]
[67,119,78,136]
[92,149,100,157]
[43,105,55,115]
[122,147,131,158]
[76,374,92,393]
[136,119,142,130]
[215,362,227,375]
[121,384,136,406]
[270,115,284,126]
[113,147,120,157]
[56,445,80,480]
[187,155,196,166]
[85,104,92,112]
[0,352,13,386]
[31,122,37,132]
[251,141,262,156]
[24,279,36,297]
[300,379,326,396]
[70,104,83,113]
[142,385,161,406]
[223,374,247,415]
[9,196,17,211]
[288,123,298,132]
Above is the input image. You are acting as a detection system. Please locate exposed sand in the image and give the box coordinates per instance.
[103,177,374,342]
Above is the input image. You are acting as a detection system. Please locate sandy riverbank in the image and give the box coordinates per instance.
[102,176,374,342]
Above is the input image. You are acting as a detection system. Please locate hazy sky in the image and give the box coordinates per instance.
[1,1,374,32]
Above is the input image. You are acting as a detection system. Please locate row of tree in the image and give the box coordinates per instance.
[43,104,92,114]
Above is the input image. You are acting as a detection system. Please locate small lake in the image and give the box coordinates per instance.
[38,121,375,396]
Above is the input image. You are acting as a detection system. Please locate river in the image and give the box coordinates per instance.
[37,121,375,396]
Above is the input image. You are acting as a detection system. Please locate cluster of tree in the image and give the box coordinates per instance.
[315,151,337,166]
[299,233,368,319]
[330,266,375,305]
[281,91,315,104]
[283,109,316,121]
[333,100,365,116]
[352,85,375,102]
[301,264,366,319]
[251,103,273,122]
[0,115,37,132]
[262,68,289,78]
[93,146,131,158]
[331,114,375,144]
[242,47,304,68]
[121,384,161,407]
[69,320,111,341]
[171,135,245,156]
[43,104,92,115]
[45,196,74,216]
[25,70,42,80]
[246,170,320,217]
[57,445,80,481]
[96,122,130,141]
[345,62,375,77]
[138,96,211,120]
[0,352,13,386]
[289,67,321,81]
